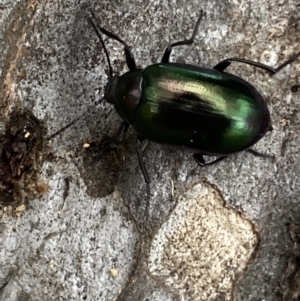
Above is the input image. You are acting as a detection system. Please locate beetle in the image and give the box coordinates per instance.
[49,10,300,184]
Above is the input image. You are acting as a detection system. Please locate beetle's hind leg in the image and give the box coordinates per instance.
[193,153,228,166]
[161,10,206,63]
[194,149,274,167]
[213,51,300,74]
[246,149,275,160]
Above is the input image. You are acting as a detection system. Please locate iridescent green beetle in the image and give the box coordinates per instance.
[51,10,300,183]
[90,10,300,183]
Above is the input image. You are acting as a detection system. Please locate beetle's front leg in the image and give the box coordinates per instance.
[115,122,129,142]
[136,136,150,184]
[97,26,137,71]
[88,10,137,71]
[193,153,228,166]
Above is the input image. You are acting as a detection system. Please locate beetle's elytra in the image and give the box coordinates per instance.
[49,10,300,184]
[106,63,271,156]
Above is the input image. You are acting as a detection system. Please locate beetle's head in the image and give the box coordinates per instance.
[104,70,142,124]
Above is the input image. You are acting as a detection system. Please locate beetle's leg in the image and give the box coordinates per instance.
[213,51,300,73]
[136,136,150,184]
[161,10,205,63]
[98,27,136,71]
[115,122,129,142]
[193,153,228,166]
[88,10,136,71]
[246,149,275,160]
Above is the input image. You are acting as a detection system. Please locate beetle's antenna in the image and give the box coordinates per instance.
[88,10,113,79]
[48,12,113,141]
[47,97,105,140]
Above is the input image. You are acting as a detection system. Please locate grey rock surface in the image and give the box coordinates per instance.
[0,0,300,300]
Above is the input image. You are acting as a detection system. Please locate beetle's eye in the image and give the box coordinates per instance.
[104,82,113,104]
[104,76,119,104]
[104,82,110,95]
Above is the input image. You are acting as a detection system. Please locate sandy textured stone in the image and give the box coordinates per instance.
[0,0,299,300]
[149,183,258,300]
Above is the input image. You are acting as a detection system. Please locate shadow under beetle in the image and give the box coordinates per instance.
[49,10,300,184]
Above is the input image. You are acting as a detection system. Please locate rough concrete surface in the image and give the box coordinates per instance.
[0,0,300,301]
